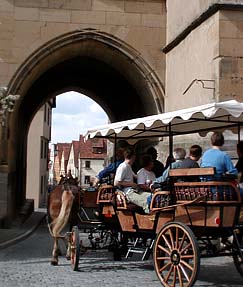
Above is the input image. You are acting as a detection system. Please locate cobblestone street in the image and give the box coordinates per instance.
[0,222,242,287]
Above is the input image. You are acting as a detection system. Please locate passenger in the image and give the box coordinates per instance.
[200,132,238,179]
[114,147,150,214]
[146,146,165,177]
[152,147,186,185]
[180,145,202,168]
[137,154,156,191]
[200,132,240,201]
[93,140,129,186]
[164,154,175,170]
[236,141,243,183]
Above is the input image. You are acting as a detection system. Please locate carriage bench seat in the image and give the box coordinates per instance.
[168,167,240,203]
[168,167,241,227]
[115,190,144,212]
[96,184,116,204]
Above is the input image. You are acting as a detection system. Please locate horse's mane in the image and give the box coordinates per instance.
[58,177,79,186]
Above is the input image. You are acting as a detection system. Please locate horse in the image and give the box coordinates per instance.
[47,177,81,265]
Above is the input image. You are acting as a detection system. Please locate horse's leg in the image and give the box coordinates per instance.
[65,232,72,260]
[51,237,59,265]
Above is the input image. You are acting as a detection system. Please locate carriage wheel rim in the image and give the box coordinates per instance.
[70,227,79,270]
[70,232,76,266]
[153,222,200,287]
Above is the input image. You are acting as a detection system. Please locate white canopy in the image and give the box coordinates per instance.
[84,100,243,143]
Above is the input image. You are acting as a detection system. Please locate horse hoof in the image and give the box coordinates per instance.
[51,260,58,266]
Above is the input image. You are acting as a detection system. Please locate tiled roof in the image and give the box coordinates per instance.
[79,135,107,159]
[56,143,71,167]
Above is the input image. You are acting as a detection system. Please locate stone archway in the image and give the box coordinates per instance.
[3,29,165,222]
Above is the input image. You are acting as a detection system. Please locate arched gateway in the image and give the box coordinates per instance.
[0,30,164,224]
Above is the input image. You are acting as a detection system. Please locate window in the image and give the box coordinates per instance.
[85,161,91,168]
[44,141,48,159]
[44,104,47,122]
[40,176,43,194]
[47,107,50,125]
[84,176,90,184]
[93,147,103,154]
[41,137,48,159]
[40,138,44,158]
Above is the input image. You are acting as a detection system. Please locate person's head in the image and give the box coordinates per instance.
[211,132,224,147]
[237,141,243,157]
[147,146,158,160]
[117,140,129,149]
[140,154,154,170]
[116,148,125,161]
[124,146,136,163]
[173,148,186,160]
[189,145,202,161]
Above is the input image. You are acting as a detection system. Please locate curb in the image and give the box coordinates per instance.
[0,212,46,249]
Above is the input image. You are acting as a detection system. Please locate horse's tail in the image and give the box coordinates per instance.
[51,185,74,237]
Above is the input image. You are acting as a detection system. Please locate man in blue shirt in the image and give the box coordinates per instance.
[93,140,129,186]
[201,132,238,178]
[93,148,125,186]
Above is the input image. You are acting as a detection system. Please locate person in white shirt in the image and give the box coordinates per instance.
[114,147,151,214]
[137,154,156,191]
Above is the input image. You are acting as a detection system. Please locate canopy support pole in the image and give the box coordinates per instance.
[238,123,241,142]
[169,123,173,168]
[114,134,117,163]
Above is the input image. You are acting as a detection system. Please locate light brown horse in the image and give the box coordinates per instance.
[47,178,80,265]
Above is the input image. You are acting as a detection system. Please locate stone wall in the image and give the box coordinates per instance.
[0,166,8,225]
[165,2,243,111]
[218,9,243,102]
[166,0,243,43]
[0,0,166,88]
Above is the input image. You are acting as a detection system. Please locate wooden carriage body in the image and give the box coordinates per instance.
[95,167,242,235]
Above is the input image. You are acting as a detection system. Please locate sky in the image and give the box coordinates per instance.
[51,91,108,144]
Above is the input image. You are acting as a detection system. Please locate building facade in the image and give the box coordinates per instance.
[26,100,55,209]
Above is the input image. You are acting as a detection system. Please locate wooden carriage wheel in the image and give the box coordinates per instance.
[70,226,80,271]
[153,222,200,287]
[233,235,243,276]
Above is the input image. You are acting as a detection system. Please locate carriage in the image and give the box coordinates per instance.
[48,100,243,287]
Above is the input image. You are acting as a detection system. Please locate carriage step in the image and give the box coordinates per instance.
[125,239,154,260]
[125,247,152,260]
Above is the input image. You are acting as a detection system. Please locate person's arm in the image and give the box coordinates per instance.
[97,161,121,179]
[114,180,137,188]
[224,154,238,176]
[153,166,169,184]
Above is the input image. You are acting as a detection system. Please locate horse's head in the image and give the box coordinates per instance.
[59,176,79,186]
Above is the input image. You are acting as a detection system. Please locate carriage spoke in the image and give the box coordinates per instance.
[159,261,171,273]
[175,227,179,249]
[180,242,192,255]
[162,234,172,250]
[158,244,171,255]
[164,264,174,282]
[180,259,194,271]
[178,233,186,251]
[177,265,184,287]
[157,256,170,260]
[181,254,194,259]
[172,266,177,286]
[168,228,175,249]
[179,264,190,282]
